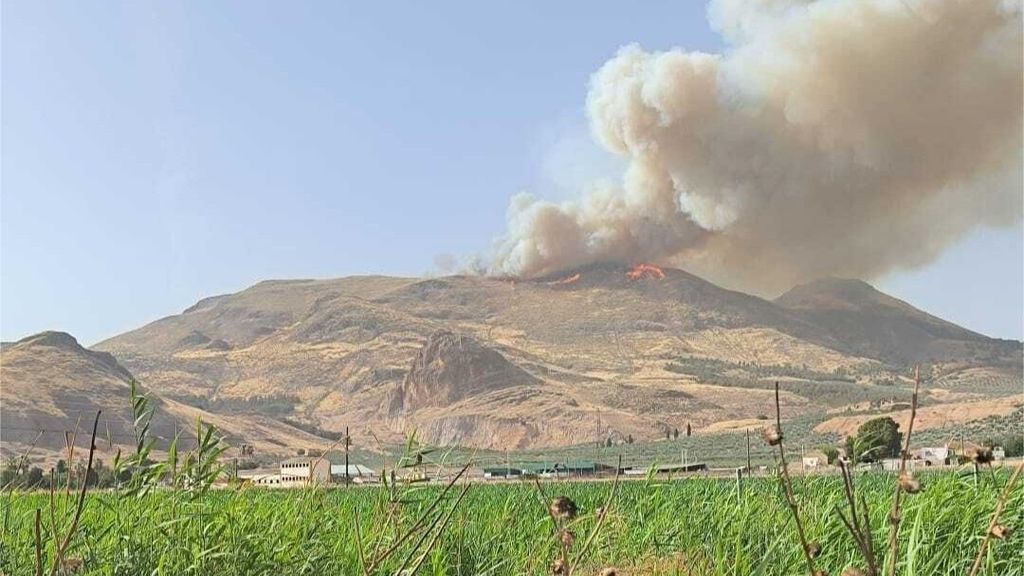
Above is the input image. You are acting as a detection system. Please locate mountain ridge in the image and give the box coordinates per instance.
[7,266,1020,452]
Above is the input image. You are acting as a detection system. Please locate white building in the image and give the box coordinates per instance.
[280,457,331,485]
[250,473,283,487]
[913,446,952,466]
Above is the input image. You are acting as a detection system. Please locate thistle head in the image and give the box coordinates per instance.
[991,524,1014,539]
[762,426,783,446]
[899,473,921,494]
[549,496,578,521]
[806,541,822,558]
[971,447,994,464]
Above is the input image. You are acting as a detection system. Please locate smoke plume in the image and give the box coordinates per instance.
[490,0,1023,294]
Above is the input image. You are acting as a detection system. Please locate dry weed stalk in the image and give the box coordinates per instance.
[33,411,101,576]
[766,381,821,576]
[835,459,879,576]
[884,366,921,576]
[535,456,622,575]
[968,460,1023,576]
[399,482,472,574]
[360,460,472,575]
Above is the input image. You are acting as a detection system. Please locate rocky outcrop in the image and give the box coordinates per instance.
[389,330,538,413]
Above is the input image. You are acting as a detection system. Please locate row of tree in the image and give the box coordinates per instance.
[834,416,1023,463]
[1,457,128,490]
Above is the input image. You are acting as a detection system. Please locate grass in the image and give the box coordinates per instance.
[3,376,1020,575]
[0,471,1021,575]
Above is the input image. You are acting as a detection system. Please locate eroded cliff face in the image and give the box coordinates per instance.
[388,329,539,414]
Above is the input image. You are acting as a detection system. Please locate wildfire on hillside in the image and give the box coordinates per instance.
[548,273,581,286]
[626,264,665,281]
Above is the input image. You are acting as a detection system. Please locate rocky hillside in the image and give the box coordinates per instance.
[0,331,331,461]
[388,330,539,412]
[81,264,1021,450]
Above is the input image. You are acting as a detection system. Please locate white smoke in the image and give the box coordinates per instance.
[490,0,1023,294]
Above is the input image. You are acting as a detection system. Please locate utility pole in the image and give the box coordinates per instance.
[746,428,751,473]
[345,426,350,486]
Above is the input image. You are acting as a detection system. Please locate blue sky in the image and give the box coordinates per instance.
[2,1,1021,345]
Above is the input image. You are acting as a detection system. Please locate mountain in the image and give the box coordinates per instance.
[0,331,332,461]
[776,278,1020,366]
[81,264,1020,450]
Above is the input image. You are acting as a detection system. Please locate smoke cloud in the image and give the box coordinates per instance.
[489,0,1022,294]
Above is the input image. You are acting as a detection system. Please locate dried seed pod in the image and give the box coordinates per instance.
[842,568,866,576]
[594,506,606,519]
[899,473,921,494]
[990,524,1014,539]
[762,426,783,446]
[598,568,618,576]
[560,529,575,548]
[550,558,566,574]
[971,448,994,464]
[550,496,578,521]
[806,541,822,558]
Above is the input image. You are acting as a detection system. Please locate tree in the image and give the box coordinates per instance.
[844,417,902,463]
[24,467,44,488]
[626,434,634,445]
[673,428,679,440]
[822,446,839,465]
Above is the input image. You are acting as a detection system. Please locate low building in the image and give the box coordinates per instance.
[515,461,604,478]
[250,474,284,487]
[280,457,331,485]
[881,458,908,471]
[913,446,952,466]
[623,462,708,476]
[482,467,523,479]
[236,467,283,487]
[330,464,378,483]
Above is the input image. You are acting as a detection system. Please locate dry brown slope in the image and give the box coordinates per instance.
[0,331,330,461]
[87,265,1021,450]
[776,278,1022,366]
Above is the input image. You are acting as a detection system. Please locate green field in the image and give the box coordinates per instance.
[2,469,1021,575]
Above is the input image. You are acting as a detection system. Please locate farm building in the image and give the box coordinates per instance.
[250,474,284,487]
[483,461,612,479]
[913,446,952,466]
[330,464,378,483]
[280,457,331,485]
[482,467,523,479]
[623,462,707,476]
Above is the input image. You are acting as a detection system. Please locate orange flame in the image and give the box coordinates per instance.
[548,273,581,285]
[626,263,665,280]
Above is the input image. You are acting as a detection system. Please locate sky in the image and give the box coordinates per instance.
[2,1,1021,345]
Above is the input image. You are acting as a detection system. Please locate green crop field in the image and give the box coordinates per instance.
[2,469,1021,575]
